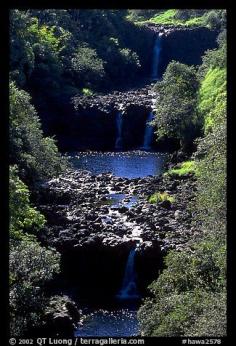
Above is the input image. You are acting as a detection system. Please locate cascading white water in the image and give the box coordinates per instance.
[115,111,123,150]
[116,248,140,300]
[141,112,154,150]
[151,33,162,81]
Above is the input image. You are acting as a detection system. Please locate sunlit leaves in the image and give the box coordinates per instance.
[138,29,227,337]
[153,61,199,148]
[9,81,67,186]
[71,46,105,88]
[9,166,45,240]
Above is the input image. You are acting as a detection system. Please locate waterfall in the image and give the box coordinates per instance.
[141,112,154,150]
[116,248,140,300]
[115,111,123,150]
[151,33,162,81]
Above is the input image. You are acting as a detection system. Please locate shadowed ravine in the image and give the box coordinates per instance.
[10,8,225,339]
[38,149,198,336]
[39,33,199,337]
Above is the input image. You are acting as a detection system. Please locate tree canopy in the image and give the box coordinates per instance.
[153,62,199,150]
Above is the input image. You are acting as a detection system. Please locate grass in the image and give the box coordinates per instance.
[132,9,208,28]
[148,10,178,25]
[198,67,226,134]
[165,161,197,177]
[81,88,93,96]
[149,191,175,204]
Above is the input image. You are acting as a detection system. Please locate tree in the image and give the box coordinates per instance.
[194,44,226,235]
[10,10,36,86]
[153,61,199,150]
[174,9,207,21]
[138,28,227,337]
[71,46,105,88]
[9,165,45,240]
[9,167,61,336]
[205,10,226,31]
[9,81,67,187]
[10,239,61,336]
[138,237,226,337]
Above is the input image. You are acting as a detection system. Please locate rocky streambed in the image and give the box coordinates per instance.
[37,166,200,302]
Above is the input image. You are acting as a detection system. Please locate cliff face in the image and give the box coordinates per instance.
[71,84,155,151]
[157,26,218,76]
[66,106,149,151]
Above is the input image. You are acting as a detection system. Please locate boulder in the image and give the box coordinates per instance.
[44,295,81,336]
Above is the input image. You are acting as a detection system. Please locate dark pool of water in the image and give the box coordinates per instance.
[68,151,168,178]
[75,309,140,337]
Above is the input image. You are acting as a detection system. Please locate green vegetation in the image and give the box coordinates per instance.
[153,62,199,150]
[82,88,94,96]
[129,9,226,30]
[149,191,174,204]
[9,77,66,335]
[9,167,61,336]
[10,239,60,336]
[71,46,105,89]
[165,161,197,177]
[144,9,206,27]
[198,67,226,133]
[138,237,226,336]
[126,10,160,22]
[147,9,179,25]
[9,9,227,337]
[138,17,226,336]
[10,10,146,94]
[10,11,74,336]
[10,9,150,148]
[9,166,46,240]
[9,81,67,187]
[195,33,226,235]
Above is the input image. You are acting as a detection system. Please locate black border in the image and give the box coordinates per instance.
[1,1,235,345]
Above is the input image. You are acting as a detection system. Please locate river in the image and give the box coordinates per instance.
[67,150,168,336]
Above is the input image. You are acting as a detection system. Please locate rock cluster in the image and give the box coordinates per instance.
[44,295,82,337]
[37,166,201,297]
[73,84,158,114]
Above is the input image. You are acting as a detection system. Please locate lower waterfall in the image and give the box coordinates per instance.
[116,248,140,301]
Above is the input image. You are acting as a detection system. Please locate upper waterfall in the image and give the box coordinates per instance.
[151,33,162,81]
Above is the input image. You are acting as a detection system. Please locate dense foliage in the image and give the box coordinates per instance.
[71,46,105,88]
[10,9,147,94]
[9,81,67,187]
[194,54,226,237]
[9,165,45,240]
[129,9,226,30]
[138,236,226,336]
[9,8,227,337]
[8,8,144,337]
[9,167,61,336]
[9,10,73,336]
[153,62,199,150]
[10,9,152,145]
[138,21,227,337]
[10,239,60,336]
